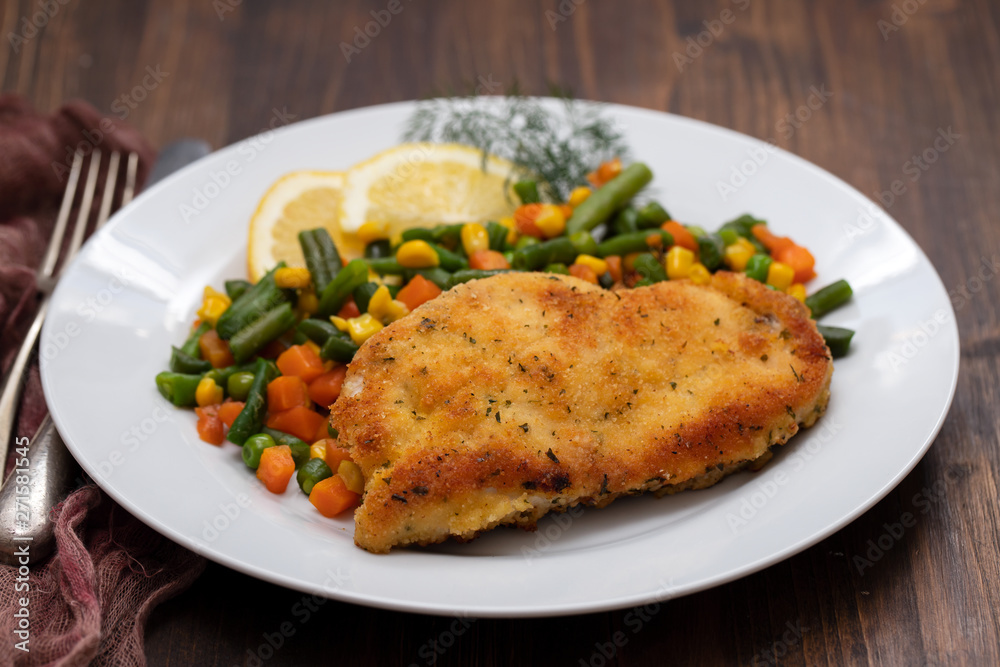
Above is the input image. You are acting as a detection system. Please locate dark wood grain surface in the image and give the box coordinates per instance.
[4,0,999,664]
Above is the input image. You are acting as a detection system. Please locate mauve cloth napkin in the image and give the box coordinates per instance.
[0,95,205,667]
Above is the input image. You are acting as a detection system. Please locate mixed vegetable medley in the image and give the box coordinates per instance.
[155,157,854,519]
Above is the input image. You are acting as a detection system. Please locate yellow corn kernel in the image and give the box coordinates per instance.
[666,245,696,280]
[331,313,383,345]
[787,283,807,302]
[723,238,756,271]
[195,377,223,407]
[461,223,490,256]
[498,216,519,244]
[689,262,712,285]
[309,441,327,460]
[367,284,410,324]
[197,286,231,327]
[767,261,795,291]
[534,204,566,238]
[357,221,389,245]
[297,288,319,315]
[575,254,608,275]
[568,186,591,207]
[275,267,311,289]
[337,460,365,494]
[395,240,440,268]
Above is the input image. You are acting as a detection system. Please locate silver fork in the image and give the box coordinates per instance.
[0,149,137,564]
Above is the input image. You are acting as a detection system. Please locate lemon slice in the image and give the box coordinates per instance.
[338,143,518,235]
[246,171,364,283]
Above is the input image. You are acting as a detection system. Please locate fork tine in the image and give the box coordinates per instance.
[121,151,139,206]
[63,150,102,273]
[39,151,84,279]
[95,151,121,229]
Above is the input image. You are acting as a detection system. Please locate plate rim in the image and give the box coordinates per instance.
[40,98,961,617]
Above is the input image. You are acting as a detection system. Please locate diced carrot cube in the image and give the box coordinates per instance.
[266,405,326,443]
[276,344,326,383]
[257,445,295,493]
[307,366,348,409]
[309,475,360,517]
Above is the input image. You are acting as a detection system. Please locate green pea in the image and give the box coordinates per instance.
[719,229,740,246]
[544,263,570,275]
[744,253,773,283]
[569,231,598,257]
[227,372,256,401]
[297,458,333,495]
[515,235,539,251]
[242,433,276,469]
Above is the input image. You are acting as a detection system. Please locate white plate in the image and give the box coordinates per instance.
[40,100,960,617]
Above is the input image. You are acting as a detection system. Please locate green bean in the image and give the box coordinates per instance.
[686,225,707,238]
[227,371,256,401]
[155,372,203,407]
[486,221,509,251]
[216,263,288,339]
[401,228,435,243]
[613,207,640,235]
[169,346,211,374]
[180,321,211,357]
[241,433,276,469]
[429,243,468,272]
[317,259,369,318]
[514,180,540,204]
[816,324,854,358]
[297,458,333,495]
[595,230,672,257]
[297,318,339,345]
[511,236,576,270]
[352,281,380,314]
[320,332,360,363]
[632,253,667,283]
[697,233,725,271]
[228,302,297,363]
[744,254,773,283]
[569,231,599,257]
[447,269,513,287]
[224,279,253,302]
[327,424,339,439]
[261,428,310,466]
[635,201,670,228]
[430,224,464,248]
[365,257,406,275]
[404,268,453,290]
[364,239,392,259]
[227,358,279,446]
[566,163,654,234]
[544,263,570,275]
[296,229,342,295]
[805,279,853,319]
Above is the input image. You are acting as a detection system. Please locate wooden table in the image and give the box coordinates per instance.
[4,0,998,664]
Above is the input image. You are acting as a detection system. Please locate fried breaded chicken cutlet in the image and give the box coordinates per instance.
[330,271,833,553]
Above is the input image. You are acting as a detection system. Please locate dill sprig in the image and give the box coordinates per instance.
[402,93,629,201]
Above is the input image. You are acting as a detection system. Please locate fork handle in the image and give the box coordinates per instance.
[0,297,49,468]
